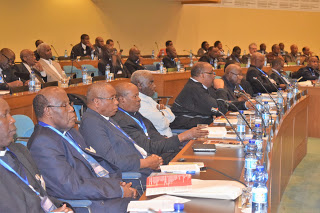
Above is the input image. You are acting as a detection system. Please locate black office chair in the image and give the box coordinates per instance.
[92,76,105,82]
[41,81,58,88]
[10,85,29,94]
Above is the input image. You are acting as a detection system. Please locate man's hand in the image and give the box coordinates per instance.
[7,80,23,87]
[213,79,224,89]
[141,154,163,170]
[24,80,30,86]
[178,126,209,142]
[157,104,166,110]
[33,61,44,71]
[245,99,256,110]
[121,182,138,199]
[52,204,73,213]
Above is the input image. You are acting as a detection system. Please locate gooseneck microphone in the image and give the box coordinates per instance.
[155,42,160,53]
[253,77,280,111]
[117,41,121,50]
[50,45,60,57]
[211,107,244,146]
[217,99,253,131]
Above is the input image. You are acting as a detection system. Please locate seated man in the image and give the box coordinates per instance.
[170,62,252,129]
[28,87,136,212]
[162,46,178,69]
[270,58,289,89]
[157,40,173,58]
[0,48,23,90]
[284,44,299,64]
[257,43,267,55]
[37,43,65,82]
[124,47,145,77]
[71,34,94,59]
[131,70,175,137]
[214,40,225,56]
[34,39,43,61]
[226,46,242,63]
[246,52,278,94]
[266,44,284,64]
[301,46,312,64]
[93,36,105,59]
[197,41,210,57]
[279,42,288,56]
[79,82,162,182]
[0,98,73,213]
[111,82,208,164]
[13,49,47,83]
[199,46,225,68]
[296,56,319,81]
[242,43,257,64]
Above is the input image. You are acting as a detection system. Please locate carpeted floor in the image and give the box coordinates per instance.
[278,137,320,213]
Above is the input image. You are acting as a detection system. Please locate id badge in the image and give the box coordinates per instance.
[40,196,57,213]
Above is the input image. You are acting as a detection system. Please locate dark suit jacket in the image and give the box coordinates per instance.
[246,65,277,94]
[80,108,152,177]
[112,110,180,164]
[162,56,176,69]
[0,68,20,90]
[28,125,131,213]
[12,63,46,83]
[296,66,320,81]
[226,54,241,63]
[0,143,63,213]
[123,58,145,77]
[71,43,92,59]
[270,70,288,86]
[98,58,130,78]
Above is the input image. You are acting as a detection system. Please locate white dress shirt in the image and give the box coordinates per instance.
[0,68,4,83]
[139,92,175,137]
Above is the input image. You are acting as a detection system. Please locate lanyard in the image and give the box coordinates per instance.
[308,67,315,76]
[0,148,40,196]
[238,85,244,91]
[256,67,268,77]
[118,108,149,138]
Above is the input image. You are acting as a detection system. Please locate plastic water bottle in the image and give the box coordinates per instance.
[161,50,165,57]
[213,58,218,69]
[277,88,283,111]
[189,50,193,59]
[262,102,270,127]
[244,139,257,183]
[82,67,89,84]
[297,53,300,65]
[28,71,36,92]
[252,124,263,161]
[91,51,95,60]
[159,60,164,73]
[177,59,181,71]
[264,56,267,66]
[189,58,194,67]
[151,50,155,59]
[247,57,251,68]
[105,64,110,81]
[293,80,299,95]
[237,110,246,142]
[252,166,268,213]
[227,50,230,57]
[64,50,68,58]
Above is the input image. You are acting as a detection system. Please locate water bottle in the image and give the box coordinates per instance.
[277,88,283,112]
[243,50,247,55]
[255,93,262,111]
[262,102,270,127]
[252,124,263,161]
[264,56,267,66]
[293,80,299,95]
[237,110,246,142]
[91,51,95,60]
[213,58,218,69]
[105,64,111,81]
[247,57,251,68]
[82,67,89,84]
[161,50,165,57]
[286,86,293,109]
[159,60,164,73]
[227,50,230,57]
[177,59,181,71]
[64,50,68,58]
[297,53,300,65]
[28,71,36,92]
[244,139,257,183]
[252,166,268,213]
[189,58,194,67]
[151,50,155,59]
[189,50,193,59]
[254,93,263,125]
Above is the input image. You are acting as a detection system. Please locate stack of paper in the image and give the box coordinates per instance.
[204,127,227,138]
[214,117,237,125]
[160,164,200,174]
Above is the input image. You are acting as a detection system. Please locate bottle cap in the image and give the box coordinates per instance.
[174,203,184,211]
[249,139,255,144]
[256,165,264,172]
[239,110,243,114]
[257,93,261,96]
[279,88,282,91]
[264,101,268,104]
[255,124,261,127]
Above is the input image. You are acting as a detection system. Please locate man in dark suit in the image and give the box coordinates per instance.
[79,82,162,184]
[226,46,242,63]
[28,87,137,213]
[0,48,24,90]
[296,56,320,81]
[162,46,177,69]
[124,47,145,77]
[0,98,73,213]
[270,58,288,89]
[111,82,208,164]
[71,34,94,59]
[13,49,47,83]
[199,46,225,68]
[266,44,284,64]
[246,52,278,94]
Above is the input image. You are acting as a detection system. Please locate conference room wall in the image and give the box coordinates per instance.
[1,0,319,59]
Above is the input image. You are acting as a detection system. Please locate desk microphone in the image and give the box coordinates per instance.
[117,41,121,50]
[211,107,244,146]
[217,99,252,131]
[253,77,280,111]
[155,42,160,53]
[268,73,285,102]
[50,45,60,57]
[183,50,196,58]
[225,45,231,52]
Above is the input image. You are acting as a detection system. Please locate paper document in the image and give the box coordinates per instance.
[152,195,191,203]
[214,118,237,125]
[229,110,255,115]
[127,200,175,212]
[204,127,227,138]
[0,90,10,95]
[224,133,253,140]
[160,164,200,174]
[298,81,312,87]
[169,162,204,168]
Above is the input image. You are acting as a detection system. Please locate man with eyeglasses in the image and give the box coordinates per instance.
[28,87,137,212]
[0,48,24,90]
[170,62,253,129]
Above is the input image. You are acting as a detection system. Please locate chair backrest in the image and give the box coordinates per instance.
[144,64,157,71]
[92,75,105,82]
[69,78,83,85]
[41,81,58,88]
[63,66,81,74]
[10,86,29,94]
[12,115,34,137]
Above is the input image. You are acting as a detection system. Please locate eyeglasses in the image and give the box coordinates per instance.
[204,72,216,75]
[230,72,242,77]
[47,101,73,108]
[96,96,117,101]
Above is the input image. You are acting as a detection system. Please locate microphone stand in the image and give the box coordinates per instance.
[50,45,60,59]
[211,107,245,147]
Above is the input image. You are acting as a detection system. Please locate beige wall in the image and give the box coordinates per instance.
[1,0,320,60]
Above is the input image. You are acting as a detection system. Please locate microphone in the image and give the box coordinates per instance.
[211,107,245,146]
[117,41,121,50]
[252,77,280,111]
[225,45,231,52]
[217,99,253,131]
[268,73,285,102]
[155,42,160,53]
[183,50,195,58]
[50,45,60,57]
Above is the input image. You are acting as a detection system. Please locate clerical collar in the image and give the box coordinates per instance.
[0,148,7,156]
[190,77,208,90]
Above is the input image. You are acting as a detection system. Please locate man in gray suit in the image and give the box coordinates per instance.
[0,98,73,213]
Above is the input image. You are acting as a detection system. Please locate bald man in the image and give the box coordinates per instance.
[246,52,277,94]
[162,46,178,69]
[124,47,145,76]
[13,49,47,83]
[284,44,299,63]
[28,87,136,212]
[296,56,320,81]
[199,46,225,68]
[111,82,208,164]
[0,48,23,90]
[93,36,105,59]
